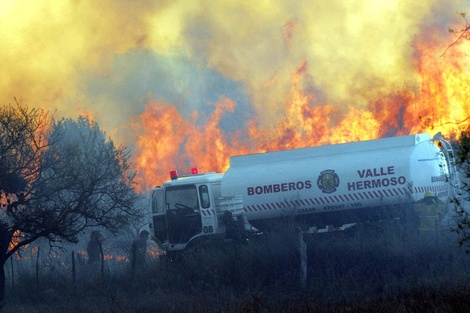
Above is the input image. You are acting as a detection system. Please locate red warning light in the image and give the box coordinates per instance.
[191,167,199,175]
[170,170,178,180]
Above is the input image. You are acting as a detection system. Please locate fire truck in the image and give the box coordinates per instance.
[149,133,459,252]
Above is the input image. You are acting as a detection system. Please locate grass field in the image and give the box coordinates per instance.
[3,224,470,312]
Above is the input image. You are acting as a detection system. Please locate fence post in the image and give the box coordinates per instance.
[131,244,136,279]
[72,251,76,294]
[10,257,14,293]
[36,247,40,288]
[98,242,105,282]
[297,228,307,288]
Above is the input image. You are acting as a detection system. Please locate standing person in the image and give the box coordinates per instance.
[414,191,446,233]
[87,230,104,265]
[131,230,150,272]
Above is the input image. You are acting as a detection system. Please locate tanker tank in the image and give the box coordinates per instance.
[221,133,450,228]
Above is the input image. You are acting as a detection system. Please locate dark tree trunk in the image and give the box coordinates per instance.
[0,224,10,311]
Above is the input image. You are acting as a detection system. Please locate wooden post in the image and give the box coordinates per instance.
[131,243,136,280]
[99,241,105,282]
[297,228,307,288]
[72,251,76,282]
[72,251,76,294]
[10,256,14,292]
[36,247,40,288]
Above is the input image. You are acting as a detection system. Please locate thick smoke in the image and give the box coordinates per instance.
[1,0,469,190]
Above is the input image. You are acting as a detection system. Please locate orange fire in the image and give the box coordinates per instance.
[133,32,470,193]
[134,98,250,192]
[0,1,469,196]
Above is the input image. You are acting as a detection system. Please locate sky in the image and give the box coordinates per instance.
[1,0,470,191]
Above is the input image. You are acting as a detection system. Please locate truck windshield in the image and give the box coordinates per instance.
[166,185,199,210]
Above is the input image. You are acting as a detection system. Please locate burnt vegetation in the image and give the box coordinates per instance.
[3,224,470,313]
[454,130,470,249]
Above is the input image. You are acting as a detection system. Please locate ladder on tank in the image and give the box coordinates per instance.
[433,132,462,200]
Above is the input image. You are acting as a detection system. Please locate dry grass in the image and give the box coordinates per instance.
[4,224,470,312]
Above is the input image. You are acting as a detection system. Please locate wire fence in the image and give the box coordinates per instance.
[6,239,162,292]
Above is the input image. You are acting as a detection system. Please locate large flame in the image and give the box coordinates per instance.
[133,32,470,191]
[1,1,469,193]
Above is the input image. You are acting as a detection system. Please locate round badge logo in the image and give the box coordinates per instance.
[317,169,340,194]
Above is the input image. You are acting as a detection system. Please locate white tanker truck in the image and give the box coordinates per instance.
[149,133,459,252]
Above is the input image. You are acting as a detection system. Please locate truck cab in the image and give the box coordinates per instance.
[150,169,245,251]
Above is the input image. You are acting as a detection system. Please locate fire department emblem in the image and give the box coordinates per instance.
[317,169,340,194]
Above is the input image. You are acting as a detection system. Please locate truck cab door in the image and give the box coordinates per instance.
[150,188,168,247]
[165,185,202,244]
[198,184,218,235]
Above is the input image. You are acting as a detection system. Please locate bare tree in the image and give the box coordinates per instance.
[0,104,141,307]
[454,132,470,251]
[440,12,470,249]
[1,102,52,307]
[441,12,470,57]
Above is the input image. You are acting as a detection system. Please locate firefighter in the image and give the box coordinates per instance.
[222,211,237,240]
[414,191,446,232]
[130,230,150,270]
[86,230,104,265]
